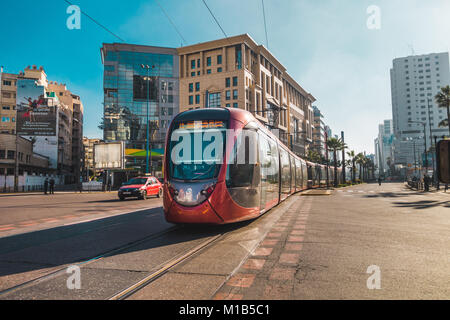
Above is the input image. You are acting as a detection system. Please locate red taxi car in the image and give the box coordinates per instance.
[118,176,163,200]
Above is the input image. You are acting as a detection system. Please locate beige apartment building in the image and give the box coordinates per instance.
[0,65,84,185]
[0,69,19,134]
[177,34,315,156]
[83,137,102,179]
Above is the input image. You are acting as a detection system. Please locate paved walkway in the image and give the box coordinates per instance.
[213,182,449,300]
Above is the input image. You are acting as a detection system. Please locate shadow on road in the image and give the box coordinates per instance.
[364,191,418,198]
[393,200,450,210]
[0,206,252,288]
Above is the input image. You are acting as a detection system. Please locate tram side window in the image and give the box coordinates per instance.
[279,147,290,193]
[226,129,259,188]
[267,136,279,186]
[295,158,302,188]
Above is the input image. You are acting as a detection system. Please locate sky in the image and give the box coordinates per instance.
[1,0,449,155]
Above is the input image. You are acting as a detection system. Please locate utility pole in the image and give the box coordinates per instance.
[341,131,345,183]
[427,99,435,181]
[325,131,329,189]
[141,64,154,174]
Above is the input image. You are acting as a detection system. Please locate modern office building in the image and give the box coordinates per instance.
[177,34,315,156]
[312,106,326,156]
[390,52,450,167]
[100,43,179,173]
[374,120,394,175]
[100,34,316,162]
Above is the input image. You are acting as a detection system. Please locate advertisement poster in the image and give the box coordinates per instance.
[16,79,57,136]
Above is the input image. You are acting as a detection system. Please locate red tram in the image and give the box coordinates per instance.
[163,108,342,224]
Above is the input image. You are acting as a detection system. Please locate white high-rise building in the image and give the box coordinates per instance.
[374,120,394,175]
[390,52,450,167]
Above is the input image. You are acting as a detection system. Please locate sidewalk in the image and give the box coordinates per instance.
[404,182,449,194]
[211,182,450,299]
[213,196,312,300]
[0,190,116,197]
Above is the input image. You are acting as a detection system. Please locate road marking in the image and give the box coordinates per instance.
[0,226,15,231]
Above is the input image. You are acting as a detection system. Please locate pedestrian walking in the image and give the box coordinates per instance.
[424,175,430,192]
[49,178,55,194]
[378,176,382,186]
[43,178,49,195]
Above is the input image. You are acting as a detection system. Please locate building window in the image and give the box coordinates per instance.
[225,78,231,87]
[197,59,200,68]
[233,76,238,86]
[208,92,221,108]
[191,72,195,77]
[0,150,5,159]
[235,45,242,69]
[189,95,193,105]
[7,150,15,159]
[233,89,238,100]
[207,69,211,74]
[189,83,194,93]
[207,57,212,66]
[195,82,200,91]
[1,117,10,122]
[226,103,230,108]
[226,90,231,100]
[2,80,12,86]
[217,55,222,64]
[233,102,238,108]
[191,60,195,69]
[195,94,200,104]
[217,67,222,73]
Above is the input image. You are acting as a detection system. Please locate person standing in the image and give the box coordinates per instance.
[44,178,49,195]
[424,175,430,192]
[49,178,55,194]
[378,176,382,186]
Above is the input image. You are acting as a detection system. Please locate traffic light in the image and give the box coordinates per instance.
[437,140,450,183]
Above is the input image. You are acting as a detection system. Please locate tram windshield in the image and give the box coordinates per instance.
[168,120,227,181]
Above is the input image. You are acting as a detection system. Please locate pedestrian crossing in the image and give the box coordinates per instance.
[337,190,376,194]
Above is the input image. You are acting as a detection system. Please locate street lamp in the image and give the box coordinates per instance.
[408,120,428,173]
[141,64,154,174]
[406,137,418,176]
[427,99,436,181]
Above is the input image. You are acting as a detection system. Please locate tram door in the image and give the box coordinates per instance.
[258,131,270,211]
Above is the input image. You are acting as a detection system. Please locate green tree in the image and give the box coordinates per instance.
[326,137,347,187]
[347,150,357,183]
[435,85,450,136]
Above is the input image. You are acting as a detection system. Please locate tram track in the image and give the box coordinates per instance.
[109,233,225,300]
[0,226,179,299]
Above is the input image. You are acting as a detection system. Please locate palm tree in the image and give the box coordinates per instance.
[326,137,346,187]
[347,150,357,183]
[306,149,321,164]
[435,85,450,136]
[345,159,353,183]
[356,153,365,182]
[438,118,448,128]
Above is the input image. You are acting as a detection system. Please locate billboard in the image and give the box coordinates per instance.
[94,142,125,169]
[16,79,57,136]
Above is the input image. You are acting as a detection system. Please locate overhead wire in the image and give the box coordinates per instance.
[154,0,187,45]
[262,0,269,48]
[63,0,125,42]
[201,0,228,39]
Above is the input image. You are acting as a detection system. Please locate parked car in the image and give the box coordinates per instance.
[118,176,163,200]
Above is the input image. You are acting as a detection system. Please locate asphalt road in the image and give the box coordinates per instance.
[0,183,448,299]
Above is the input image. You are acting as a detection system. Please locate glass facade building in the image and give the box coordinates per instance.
[100,43,179,155]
